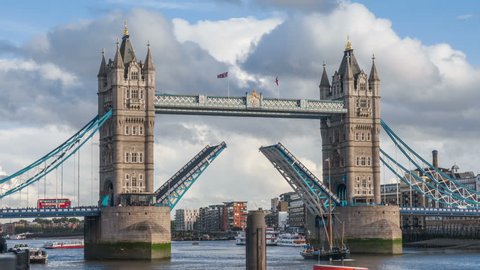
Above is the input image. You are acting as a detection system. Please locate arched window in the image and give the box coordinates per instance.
[139,126,144,135]
[125,126,130,135]
[139,152,143,163]
[125,152,130,163]
[132,126,137,135]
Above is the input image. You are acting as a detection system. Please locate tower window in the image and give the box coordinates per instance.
[132,177,137,187]
[125,126,130,135]
[131,71,138,80]
[139,152,144,163]
[139,126,144,135]
[132,126,137,135]
[367,132,371,141]
[125,152,130,163]
[132,153,138,163]
[361,133,365,141]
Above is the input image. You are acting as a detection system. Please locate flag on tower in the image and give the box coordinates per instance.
[275,76,279,86]
[217,72,228,78]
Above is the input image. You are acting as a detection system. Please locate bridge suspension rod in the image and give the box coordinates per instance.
[0,110,112,199]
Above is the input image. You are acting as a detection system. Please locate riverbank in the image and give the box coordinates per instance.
[404,238,480,250]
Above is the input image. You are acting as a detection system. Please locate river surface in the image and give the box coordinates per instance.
[6,238,480,269]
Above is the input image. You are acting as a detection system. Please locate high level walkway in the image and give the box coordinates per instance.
[155,92,346,119]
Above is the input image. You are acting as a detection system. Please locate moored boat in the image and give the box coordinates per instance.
[43,240,84,249]
[29,248,48,264]
[300,245,349,261]
[235,232,246,245]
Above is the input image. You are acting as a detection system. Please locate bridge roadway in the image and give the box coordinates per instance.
[0,206,100,219]
[1,206,480,219]
[154,93,347,118]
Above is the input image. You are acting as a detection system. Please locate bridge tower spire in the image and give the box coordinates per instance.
[320,41,381,205]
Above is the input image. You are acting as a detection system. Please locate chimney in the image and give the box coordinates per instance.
[432,150,438,168]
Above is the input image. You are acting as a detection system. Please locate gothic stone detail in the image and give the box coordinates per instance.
[97,29,156,206]
[320,44,381,205]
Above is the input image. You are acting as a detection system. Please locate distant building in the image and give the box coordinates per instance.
[223,201,247,231]
[175,209,199,231]
[288,193,306,228]
[196,204,225,232]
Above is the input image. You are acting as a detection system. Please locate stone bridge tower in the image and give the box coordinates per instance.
[320,40,381,205]
[97,25,155,206]
[85,25,171,260]
[318,41,401,254]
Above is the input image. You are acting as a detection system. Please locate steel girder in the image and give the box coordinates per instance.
[155,142,227,209]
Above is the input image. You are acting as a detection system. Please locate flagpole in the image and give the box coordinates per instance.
[227,73,230,98]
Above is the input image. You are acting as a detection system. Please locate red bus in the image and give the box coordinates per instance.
[37,198,71,209]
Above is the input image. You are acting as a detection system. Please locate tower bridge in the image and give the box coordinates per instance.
[1,25,479,260]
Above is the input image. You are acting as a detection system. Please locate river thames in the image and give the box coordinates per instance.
[7,238,480,269]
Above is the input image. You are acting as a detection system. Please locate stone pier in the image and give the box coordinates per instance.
[84,206,171,260]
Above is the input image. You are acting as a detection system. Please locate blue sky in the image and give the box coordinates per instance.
[1,0,480,209]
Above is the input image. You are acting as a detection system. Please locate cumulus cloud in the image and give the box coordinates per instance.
[173,16,282,64]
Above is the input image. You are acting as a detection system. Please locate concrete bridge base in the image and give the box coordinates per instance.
[84,206,171,260]
[335,205,402,254]
[306,205,402,255]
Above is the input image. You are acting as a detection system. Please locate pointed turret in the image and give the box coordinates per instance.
[344,56,353,81]
[320,63,330,88]
[97,49,107,77]
[144,42,155,71]
[338,38,361,79]
[369,55,380,82]
[113,41,124,69]
[119,22,136,65]
[319,63,331,99]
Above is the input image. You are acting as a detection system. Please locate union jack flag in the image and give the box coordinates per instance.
[217,72,228,78]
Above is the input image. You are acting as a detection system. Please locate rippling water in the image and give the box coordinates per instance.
[7,238,480,269]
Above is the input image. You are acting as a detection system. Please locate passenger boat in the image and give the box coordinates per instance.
[266,227,277,246]
[313,265,367,270]
[235,232,246,245]
[276,233,306,247]
[29,248,48,264]
[44,240,84,249]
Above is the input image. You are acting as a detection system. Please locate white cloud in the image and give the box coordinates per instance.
[173,17,283,64]
[0,59,77,87]
[457,14,473,21]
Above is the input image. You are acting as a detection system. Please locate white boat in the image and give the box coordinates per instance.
[266,227,277,246]
[43,240,84,249]
[235,232,246,245]
[276,233,306,247]
[29,248,48,264]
